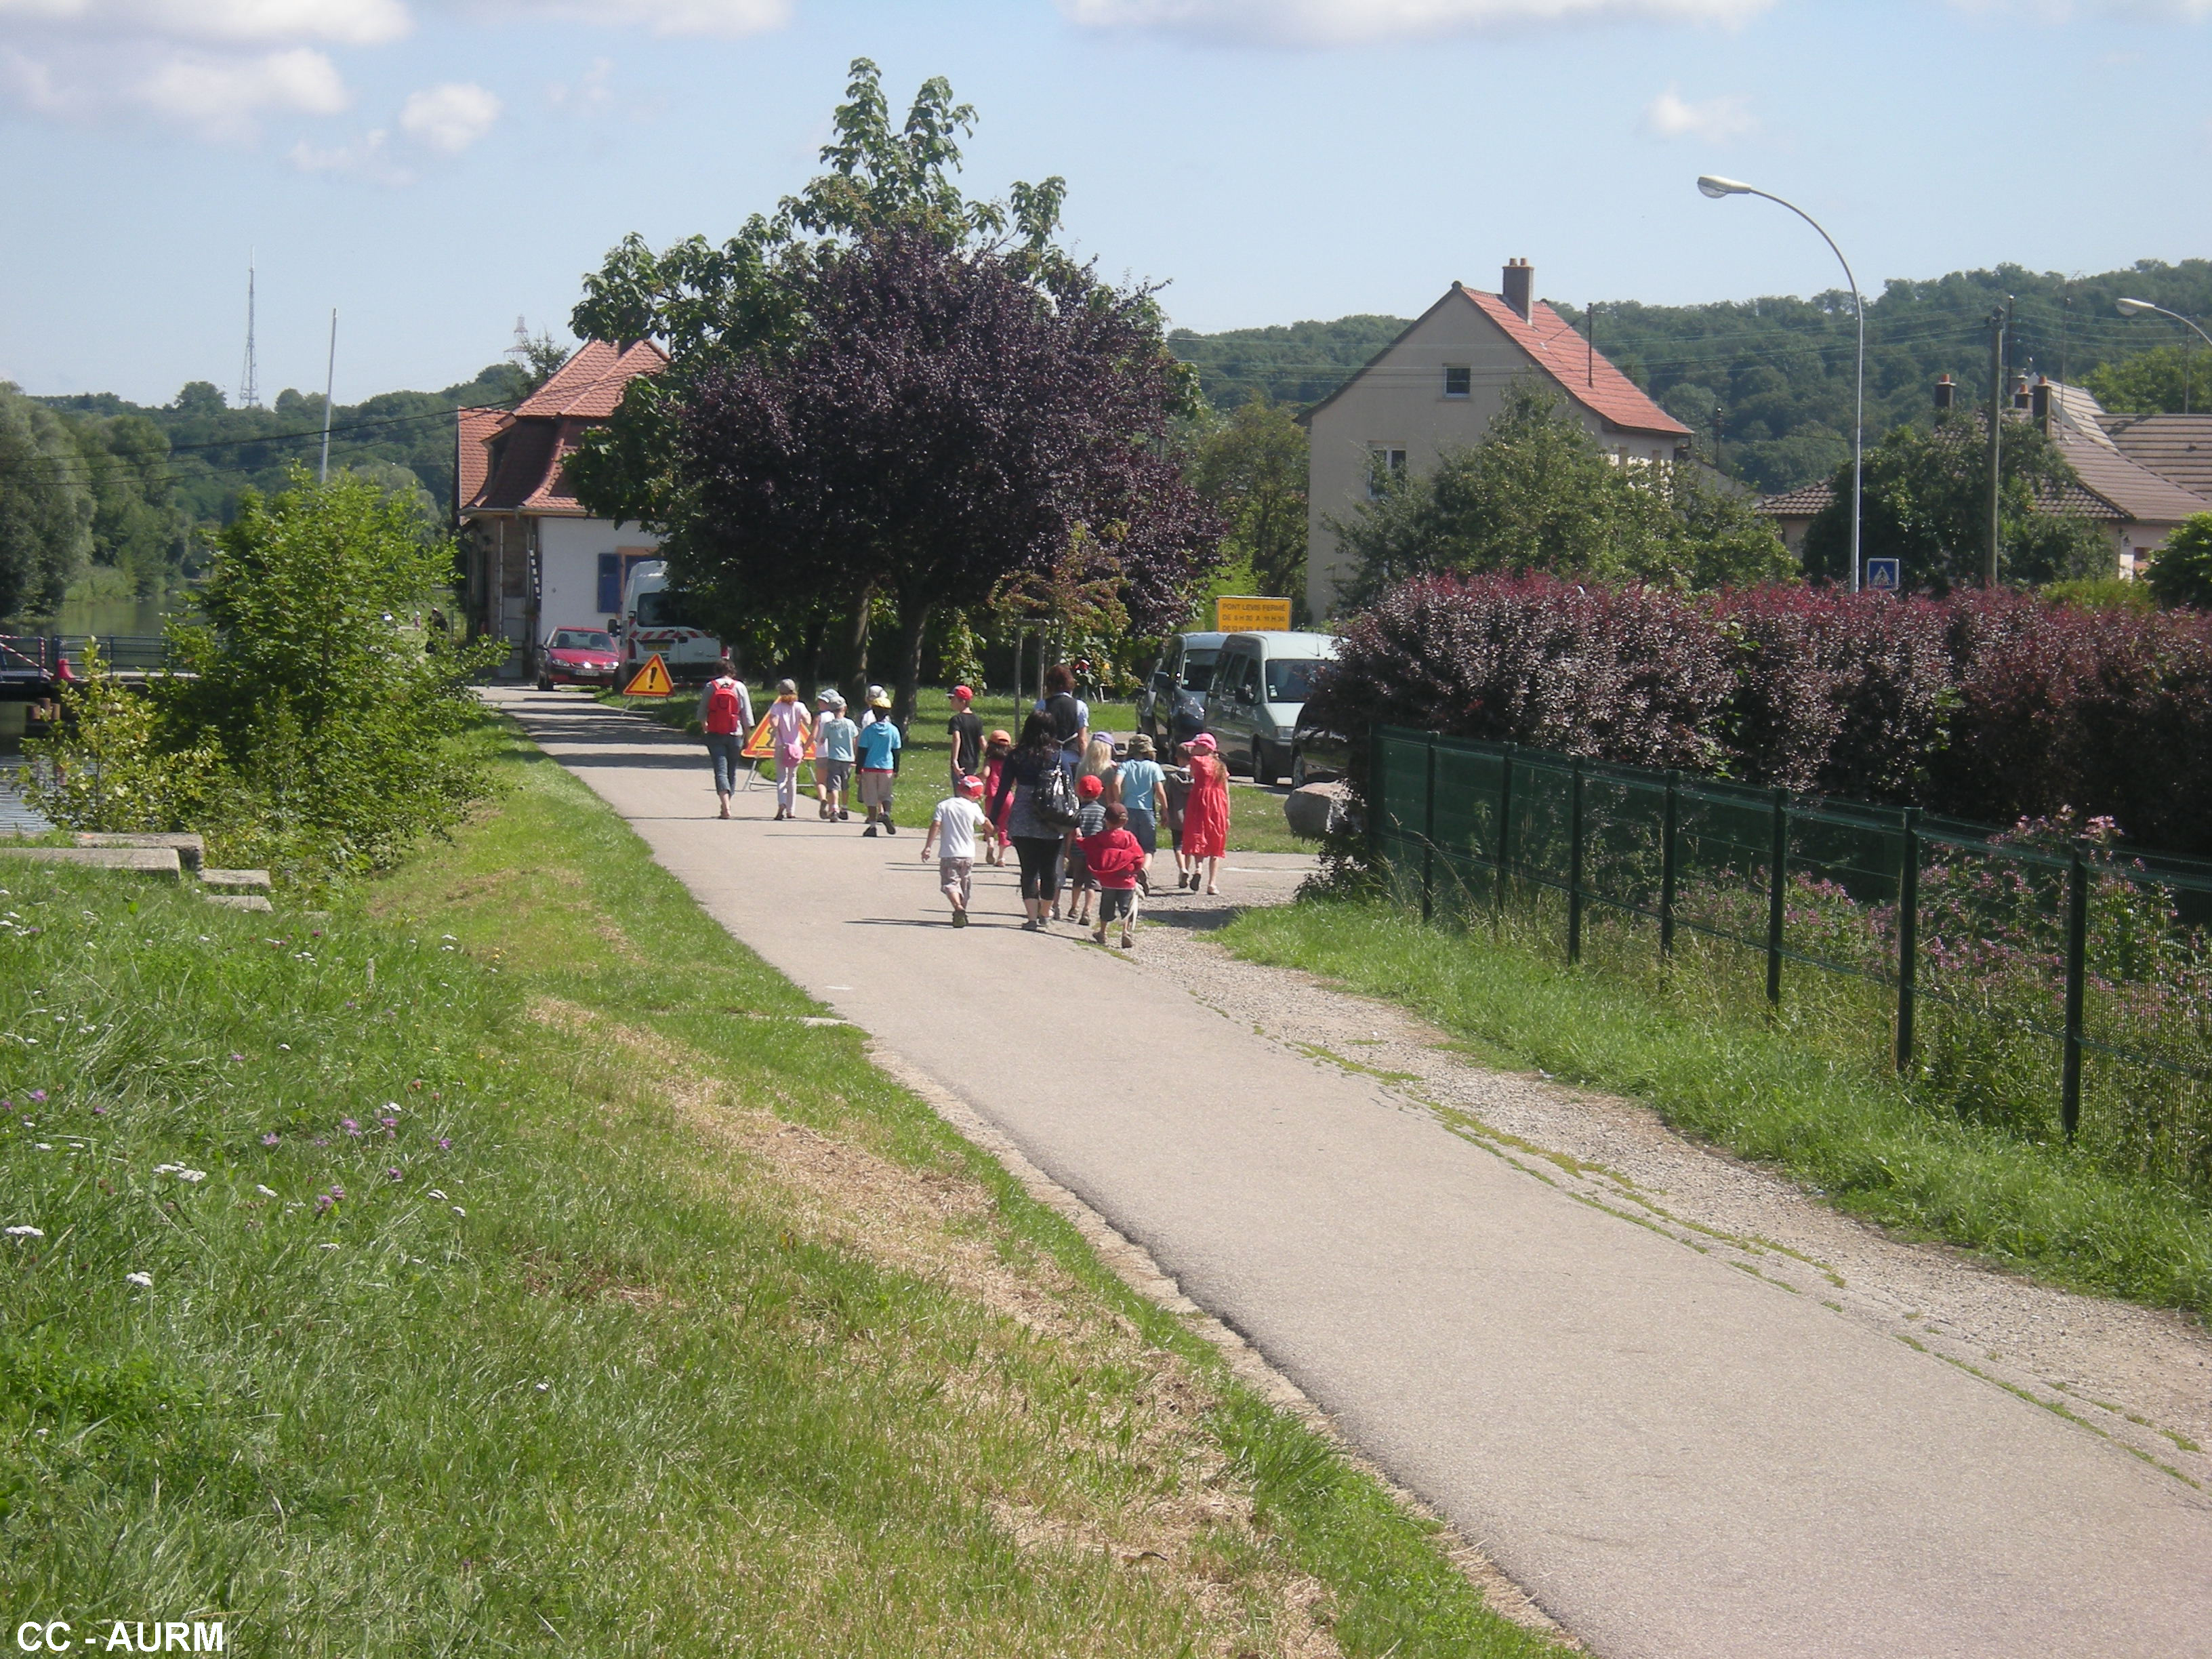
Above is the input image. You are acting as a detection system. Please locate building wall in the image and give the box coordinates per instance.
[1305,289,1682,619]
[463,514,661,678]
[537,516,661,638]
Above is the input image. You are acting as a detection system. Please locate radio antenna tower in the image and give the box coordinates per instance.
[238,251,261,409]
[506,314,531,363]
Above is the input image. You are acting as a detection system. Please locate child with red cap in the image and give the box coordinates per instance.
[1062,771,1109,928]
[1081,802,1147,948]
[946,684,983,791]
[921,773,989,926]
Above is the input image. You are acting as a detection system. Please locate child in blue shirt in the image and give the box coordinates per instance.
[856,695,903,836]
[814,692,857,821]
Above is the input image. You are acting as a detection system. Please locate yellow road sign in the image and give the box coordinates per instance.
[1214,596,1293,632]
[622,653,674,697]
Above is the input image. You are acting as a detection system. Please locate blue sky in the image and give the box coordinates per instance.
[4,0,2210,405]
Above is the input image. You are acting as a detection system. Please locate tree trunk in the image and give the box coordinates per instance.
[798,606,828,699]
[844,581,874,707]
[891,595,935,731]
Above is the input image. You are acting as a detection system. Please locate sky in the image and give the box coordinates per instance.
[4,0,2211,407]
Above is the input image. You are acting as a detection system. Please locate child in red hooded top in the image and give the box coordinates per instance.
[1080,802,1147,949]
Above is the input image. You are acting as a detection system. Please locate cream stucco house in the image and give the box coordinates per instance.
[1305,261,1692,618]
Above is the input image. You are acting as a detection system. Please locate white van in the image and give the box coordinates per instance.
[617,561,724,685]
[1201,630,1338,784]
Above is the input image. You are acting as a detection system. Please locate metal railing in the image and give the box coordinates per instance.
[1370,726,2212,1183]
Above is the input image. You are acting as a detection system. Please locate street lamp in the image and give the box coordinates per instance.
[1698,176,1865,592]
[2116,297,2212,415]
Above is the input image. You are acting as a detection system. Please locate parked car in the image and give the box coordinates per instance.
[618,561,724,685]
[1202,631,1338,785]
[535,626,621,691]
[1137,632,1225,756]
[1289,722,1351,789]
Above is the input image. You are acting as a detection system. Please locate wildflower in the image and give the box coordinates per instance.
[34,1143,50,1151]
[228,1052,244,1063]
[92,1105,107,1115]
[5,1225,41,1238]
[262,1133,280,1147]
[255,1185,278,1197]
[319,1242,339,1251]
[535,1382,550,1393]
[437,1137,452,1151]
[428,1189,447,1200]
[386,1167,403,1183]
[28,1090,45,1103]
[312,1137,328,1147]
[380,1116,398,1130]
[125,1272,152,1288]
[175,1169,206,1183]
[342,1118,362,1137]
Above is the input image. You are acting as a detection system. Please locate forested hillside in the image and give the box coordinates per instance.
[1172,257,2212,493]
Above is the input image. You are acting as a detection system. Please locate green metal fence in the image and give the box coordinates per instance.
[1369,726,2212,1183]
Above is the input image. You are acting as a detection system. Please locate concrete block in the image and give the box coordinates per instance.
[75,831,205,872]
[0,844,182,880]
[204,893,274,912]
[202,868,273,893]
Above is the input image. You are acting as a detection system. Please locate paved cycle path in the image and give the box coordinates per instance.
[494,689,2212,1659]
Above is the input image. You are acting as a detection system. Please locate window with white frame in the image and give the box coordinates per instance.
[1367,445,1408,497]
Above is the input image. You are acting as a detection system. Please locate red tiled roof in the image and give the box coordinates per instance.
[456,407,504,514]
[1460,289,1691,438]
[1759,480,1834,518]
[514,339,667,419]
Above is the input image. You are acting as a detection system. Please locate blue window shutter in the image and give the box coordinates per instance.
[597,554,619,615]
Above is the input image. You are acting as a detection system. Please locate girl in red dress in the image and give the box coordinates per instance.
[1179,733,1230,895]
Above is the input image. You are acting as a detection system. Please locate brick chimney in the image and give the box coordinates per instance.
[1501,258,1533,322]
[1933,373,1954,411]
[2030,376,2051,426]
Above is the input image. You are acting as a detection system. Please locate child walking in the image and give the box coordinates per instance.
[814,691,856,821]
[1082,803,1147,949]
[765,680,811,822]
[921,775,988,926]
[856,693,902,836]
[1063,773,1108,926]
[980,729,1012,866]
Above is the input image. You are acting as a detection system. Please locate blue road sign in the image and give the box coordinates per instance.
[1866,558,1902,592]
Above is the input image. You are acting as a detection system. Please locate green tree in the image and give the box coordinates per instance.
[68,411,178,596]
[2144,512,2212,609]
[1801,412,2110,592]
[159,469,505,879]
[1185,396,1309,617]
[0,382,92,619]
[2085,342,2207,414]
[1331,382,1792,607]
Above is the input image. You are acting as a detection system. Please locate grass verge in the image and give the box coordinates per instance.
[0,716,1559,1657]
[1219,897,2212,1320]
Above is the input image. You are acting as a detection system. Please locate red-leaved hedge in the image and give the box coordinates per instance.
[1314,573,2212,857]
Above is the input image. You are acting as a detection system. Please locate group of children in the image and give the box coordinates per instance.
[921,766,1150,946]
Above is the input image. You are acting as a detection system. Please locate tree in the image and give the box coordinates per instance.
[2086,342,2206,415]
[1186,396,1308,617]
[0,382,92,619]
[1801,411,2110,592]
[672,228,1218,723]
[68,411,178,596]
[2145,512,2212,609]
[1330,381,1791,608]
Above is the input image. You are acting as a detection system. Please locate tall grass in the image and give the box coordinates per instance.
[1221,897,2212,1319]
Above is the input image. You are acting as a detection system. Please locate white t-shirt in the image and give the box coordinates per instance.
[931,797,986,861]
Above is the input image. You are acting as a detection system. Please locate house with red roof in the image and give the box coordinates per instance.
[456,338,668,674]
[1305,260,1692,617]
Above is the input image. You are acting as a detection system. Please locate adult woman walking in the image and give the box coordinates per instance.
[1040,663,1088,772]
[1179,732,1229,895]
[700,657,754,821]
[989,714,1074,930]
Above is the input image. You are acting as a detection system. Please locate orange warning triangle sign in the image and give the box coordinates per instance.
[621,653,674,697]
[741,709,815,761]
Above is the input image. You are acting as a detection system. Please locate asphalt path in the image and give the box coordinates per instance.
[493,688,2212,1659]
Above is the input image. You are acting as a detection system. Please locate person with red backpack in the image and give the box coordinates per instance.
[701,658,754,821]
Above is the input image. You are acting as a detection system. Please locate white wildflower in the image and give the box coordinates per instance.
[125,1271,152,1287]
[428,1189,447,1200]
[175,1169,206,1183]
[5,1225,42,1237]
[34,1143,51,1151]
[318,1242,339,1251]
[255,1185,278,1198]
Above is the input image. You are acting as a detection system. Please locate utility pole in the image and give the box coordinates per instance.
[1986,298,2010,589]
[318,308,337,484]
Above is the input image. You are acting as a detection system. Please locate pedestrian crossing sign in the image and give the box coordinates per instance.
[622,653,674,697]
[1866,558,1902,592]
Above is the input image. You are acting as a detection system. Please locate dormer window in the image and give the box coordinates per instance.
[1443,365,1471,398]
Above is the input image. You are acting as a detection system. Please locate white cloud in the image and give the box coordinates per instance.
[503,0,789,37]
[135,45,346,138]
[398,79,497,150]
[1642,84,1755,141]
[1059,0,1771,46]
[0,0,411,45]
[291,123,413,182]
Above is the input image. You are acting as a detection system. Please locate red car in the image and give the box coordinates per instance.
[535,627,621,690]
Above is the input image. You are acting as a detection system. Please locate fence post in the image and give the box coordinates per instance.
[1895,808,1920,1075]
[2062,848,2089,1141]
[1364,726,1382,869]
[1765,787,1787,1008]
[1659,769,1680,958]
[1568,757,1586,966]
[1494,742,1515,933]
[1420,733,1438,926]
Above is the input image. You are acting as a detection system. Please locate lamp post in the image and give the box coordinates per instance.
[2116,297,2212,415]
[1698,176,1864,592]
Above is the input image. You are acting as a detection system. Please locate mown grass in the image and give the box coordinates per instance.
[0,717,1560,1657]
[1220,897,2212,1320]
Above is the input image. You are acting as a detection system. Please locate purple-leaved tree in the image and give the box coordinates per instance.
[672,227,1219,724]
